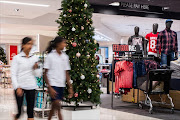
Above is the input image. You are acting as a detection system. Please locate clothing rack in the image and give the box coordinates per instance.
[111,53,154,109]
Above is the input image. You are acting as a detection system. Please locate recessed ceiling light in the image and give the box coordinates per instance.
[109,2,120,6]
[127,25,136,27]
[14,9,20,12]
[163,7,170,10]
[0,1,50,7]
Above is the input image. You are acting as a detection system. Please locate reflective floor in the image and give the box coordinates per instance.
[0,88,179,120]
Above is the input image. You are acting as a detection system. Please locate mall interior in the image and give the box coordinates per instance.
[0,0,180,120]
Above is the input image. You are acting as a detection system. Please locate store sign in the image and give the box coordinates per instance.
[112,44,137,52]
[119,2,163,13]
[10,45,17,60]
[113,44,129,52]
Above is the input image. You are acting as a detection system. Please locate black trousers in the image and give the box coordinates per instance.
[14,89,35,118]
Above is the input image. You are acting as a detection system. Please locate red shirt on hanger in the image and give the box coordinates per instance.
[114,61,133,93]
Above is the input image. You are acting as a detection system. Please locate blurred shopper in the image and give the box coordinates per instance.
[11,37,39,120]
[44,36,73,120]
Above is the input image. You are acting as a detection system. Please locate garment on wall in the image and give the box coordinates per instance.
[128,35,145,51]
[114,61,133,93]
[145,32,159,57]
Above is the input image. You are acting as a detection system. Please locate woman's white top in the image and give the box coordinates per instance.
[44,50,71,87]
[11,52,38,90]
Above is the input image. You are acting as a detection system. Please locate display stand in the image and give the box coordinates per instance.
[62,107,100,120]
[111,44,154,109]
[138,69,175,114]
[97,64,111,94]
[61,104,93,111]
[33,51,52,118]
[0,65,11,88]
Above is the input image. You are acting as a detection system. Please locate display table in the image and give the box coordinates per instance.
[122,89,180,110]
[170,61,180,90]
[62,108,100,120]
[170,60,180,79]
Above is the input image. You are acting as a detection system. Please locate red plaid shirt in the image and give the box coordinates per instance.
[156,29,178,54]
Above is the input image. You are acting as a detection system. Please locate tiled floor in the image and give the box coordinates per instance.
[0,88,179,120]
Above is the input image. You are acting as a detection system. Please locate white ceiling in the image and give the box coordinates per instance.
[0,0,180,43]
[0,0,61,19]
[96,13,180,37]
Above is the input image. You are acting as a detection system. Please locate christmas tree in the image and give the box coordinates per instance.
[0,47,7,65]
[56,0,102,105]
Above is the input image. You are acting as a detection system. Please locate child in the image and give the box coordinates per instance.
[44,36,73,120]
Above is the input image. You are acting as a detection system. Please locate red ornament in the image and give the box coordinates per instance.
[95,55,100,60]
[74,93,78,97]
[72,42,77,47]
[69,9,72,13]
[94,48,97,51]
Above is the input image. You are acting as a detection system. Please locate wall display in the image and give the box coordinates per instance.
[10,45,17,60]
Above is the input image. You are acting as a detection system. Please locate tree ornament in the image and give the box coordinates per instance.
[87,88,92,94]
[87,55,90,58]
[69,9,72,13]
[80,75,85,80]
[63,14,67,17]
[84,3,88,8]
[97,74,100,78]
[76,52,81,57]
[94,40,97,44]
[72,27,76,31]
[72,42,77,47]
[85,39,89,43]
[94,48,97,51]
[74,93,78,97]
[95,55,100,60]
[81,26,84,30]
[70,80,73,84]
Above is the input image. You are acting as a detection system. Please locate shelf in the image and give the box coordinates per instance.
[36,88,48,91]
[34,107,50,111]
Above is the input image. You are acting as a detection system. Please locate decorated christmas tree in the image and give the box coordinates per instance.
[56,0,101,105]
[0,47,7,65]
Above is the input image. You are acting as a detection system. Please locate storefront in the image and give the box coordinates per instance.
[0,0,180,119]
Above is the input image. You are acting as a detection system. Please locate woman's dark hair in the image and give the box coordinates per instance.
[46,36,65,53]
[21,37,32,51]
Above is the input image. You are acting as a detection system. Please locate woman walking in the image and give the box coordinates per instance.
[44,36,73,120]
[11,37,39,120]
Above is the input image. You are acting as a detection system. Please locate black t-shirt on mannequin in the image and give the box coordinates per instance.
[128,26,147,55]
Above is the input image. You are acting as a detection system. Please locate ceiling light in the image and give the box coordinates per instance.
[0,1,50,7]
[163,7,170,10]
[14,9,20,12]
[109,2,120,6]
